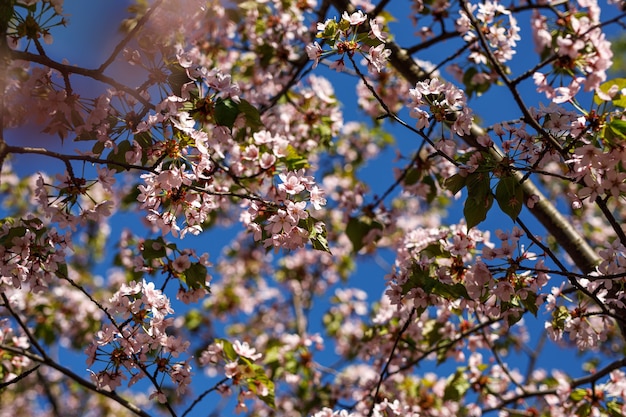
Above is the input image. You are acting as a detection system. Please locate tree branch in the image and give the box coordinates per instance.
[482,357,626,413]
[9,50,153,110]
[0,344,154,417]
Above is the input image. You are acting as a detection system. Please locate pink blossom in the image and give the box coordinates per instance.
[342,10,367,26]
[233,340,263,361]
[306,42,323,68]
[365,44,391,73]
[278,171,306,195]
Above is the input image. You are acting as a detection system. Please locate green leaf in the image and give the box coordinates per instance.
[214,97,239,129]
[238,99,264,132]
[608,401,625,417]
[55,262,69,279]
[141,238,167,259]
[168,63,192,96]
[283,145,310,170]
[553,305,570,330]
[184,309,203,331]
[495,175,523,221]
[248,365,275,408]
[607,119,626,140]
[423,175,437,203]
[594,78,626,105]
[256,43,275,68]
[404,168,421,186]
[575,402,591,417]
[302,217,331,253]
[464,172,492,228]
[346,216,383,253]
[444,371,470,402]
[521,292,539,316]
[106,140,133,172]
[0,225,27,247]
[570,388,587,402]
[183,263,209,290]
[464,193,493,229]
[134,131,153,148]
[217,339,237,361]
[462,66,478,97]
[406,265,470,300]
[322,19,338,39]
[444,173,466,195]
[92,141,105,155]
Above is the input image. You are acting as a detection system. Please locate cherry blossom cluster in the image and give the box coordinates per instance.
[0,318,31,386]
[131,45,332,250]
[408,78,474,138]
[0,217,69,292]
[199,339,273,413]
[456,0,520,65]
[386,225,552,331]
[531,0,614,101]
[34,170,116,231]
[9,0,65,45]
[242,169,328,251]
[307,10,389,74]
[113,231,211,299]
[85,279,191,402]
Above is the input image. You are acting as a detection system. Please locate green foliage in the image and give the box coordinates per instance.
[443,370,470,402]
[214,97,264,133]
[495,175,523,221]
[179,262,210,291]
[301,216,331,253]
[444,173,467,195]
[403,263,470,301]
[282,145,310,170]
[141,237,169,260]
[462,66,492,98]
[215,339,276,408]
[106,140,133,172]
[463,172,493,229]
[594,78,626,107]
[346,215,383,252]
[214,97,240,129]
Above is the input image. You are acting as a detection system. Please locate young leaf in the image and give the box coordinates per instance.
[495,175,523,221]
[346,216,383,253]
[464,193,493,229]
[141,238,167,259]
[464,172,492,228]
[443,371,470,402]
[248,365,276,408]
[106,140,133,172]
[444,173,467,195]
[607,119,626,140]
[214,97,240,129]
[238,99,264,131]
[183,263,209,290]
[301,217,331,253]
[404,167,422,186]
[594,78,626,105]
[283,145,310,170]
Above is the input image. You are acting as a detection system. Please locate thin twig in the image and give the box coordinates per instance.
[0,344,153,417]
